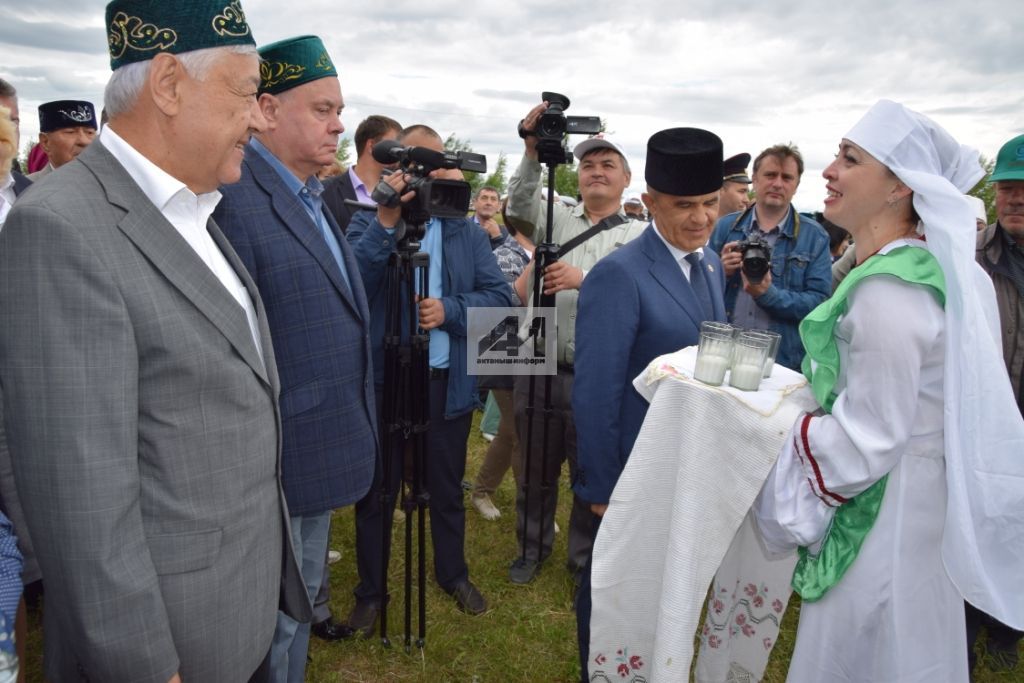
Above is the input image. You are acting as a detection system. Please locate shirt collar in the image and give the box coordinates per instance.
[651,220,703,262]
[99,124,222,217]
[0,173,13,193]
[751,204,791,236]
[249,136,323,200]
[348,165,366,194]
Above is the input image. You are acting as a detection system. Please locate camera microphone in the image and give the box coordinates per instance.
[371,140,449,170]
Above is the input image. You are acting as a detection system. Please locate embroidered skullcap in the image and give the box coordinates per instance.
[258,36,338,95]
[38,100,97,133]
[105,0,256,71]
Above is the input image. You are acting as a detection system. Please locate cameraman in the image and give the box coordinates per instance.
[503,102,647,585]
[343,125,513,631]
[709,143,831,369]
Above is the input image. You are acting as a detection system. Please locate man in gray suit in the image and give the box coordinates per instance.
[0,1,309,681]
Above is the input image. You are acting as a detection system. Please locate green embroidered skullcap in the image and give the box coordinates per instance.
[258,35,337,95]
[105,0,256,71]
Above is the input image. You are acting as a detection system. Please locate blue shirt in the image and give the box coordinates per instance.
[422,218,450,369]
[249,137,352,292]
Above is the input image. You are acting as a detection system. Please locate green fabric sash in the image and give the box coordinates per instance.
[791,244,945,602]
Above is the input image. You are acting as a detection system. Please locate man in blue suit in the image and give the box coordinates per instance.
[572,127,727,683]
[214,36,377,682]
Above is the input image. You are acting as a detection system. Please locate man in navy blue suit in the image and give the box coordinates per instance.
[572,127,728,682]
[214,36,378,682]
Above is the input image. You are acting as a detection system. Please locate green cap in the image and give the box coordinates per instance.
[990,133,1024,183]
[258,35,337,95]
[105,0,256,71]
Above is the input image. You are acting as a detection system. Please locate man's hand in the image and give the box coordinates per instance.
[542,260,584,294]
[376,172,415,229]
[721,241,743,277]
[520,102,548,160]
[479,218,502,239]
[418,297,445,330]
[591,503,608,517]
[742,269,772,297]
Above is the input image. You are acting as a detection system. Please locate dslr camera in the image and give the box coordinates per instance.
[736,235,772,284]
[371,140,487,228]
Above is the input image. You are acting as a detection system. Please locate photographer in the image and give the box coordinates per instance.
[709,143,831,369]
[503,102,647,585]
[343,125,513,632]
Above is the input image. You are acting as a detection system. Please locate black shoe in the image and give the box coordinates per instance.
[448,579,487,615]
[343,601,380,638]
[311,617,354,642]
[508,557,541,585]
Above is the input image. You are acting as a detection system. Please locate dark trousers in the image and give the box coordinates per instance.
[513,371,593,572]
[353,377,473,602]
[966,601,1023,669]
[576,511,602,683]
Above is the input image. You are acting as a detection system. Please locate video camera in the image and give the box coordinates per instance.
[737,235,772,284]
[371,140,487,227]
[520,91,602,167]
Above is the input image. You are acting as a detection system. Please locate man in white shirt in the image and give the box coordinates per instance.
[0,2,309,680]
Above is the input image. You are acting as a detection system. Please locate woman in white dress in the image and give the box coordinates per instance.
[754,100,1024,682]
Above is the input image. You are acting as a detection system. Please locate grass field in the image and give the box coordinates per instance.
[22,411,1024,681]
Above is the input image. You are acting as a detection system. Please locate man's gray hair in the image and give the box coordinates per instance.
[104,45,258,117]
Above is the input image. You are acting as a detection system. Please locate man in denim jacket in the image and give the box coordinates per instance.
[709,143,831,369]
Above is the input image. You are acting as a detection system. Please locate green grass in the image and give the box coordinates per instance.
[21,411,1024,681]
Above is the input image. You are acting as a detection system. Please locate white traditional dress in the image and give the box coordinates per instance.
[755,239,968,682]
[754,99,1024,683]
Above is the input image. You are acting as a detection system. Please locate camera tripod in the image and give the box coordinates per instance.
[377,217,431,652]
[516,134,568,574]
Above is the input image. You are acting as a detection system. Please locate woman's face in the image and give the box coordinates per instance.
[822,139,898,234]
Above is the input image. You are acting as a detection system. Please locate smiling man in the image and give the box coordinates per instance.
[710,143,831,369]
[0,1,311,681]
[503,104,648,585]
[213,35,378,682]
[26,99,97,181]
[572,127,728,683]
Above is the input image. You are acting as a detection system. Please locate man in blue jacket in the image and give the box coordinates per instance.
[573,127,728,683]
[344,124,514,632]
[213,36,378,681]
[709,144,831,369]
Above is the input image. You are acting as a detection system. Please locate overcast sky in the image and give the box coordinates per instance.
[2,0,1021,210]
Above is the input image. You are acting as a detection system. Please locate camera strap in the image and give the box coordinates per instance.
[556,213,628,259]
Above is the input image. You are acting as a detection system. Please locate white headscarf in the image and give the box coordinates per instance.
[846,100,1024,629]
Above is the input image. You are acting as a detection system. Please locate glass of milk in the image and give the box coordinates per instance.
[694,322,735,386]
[729,333,770,391]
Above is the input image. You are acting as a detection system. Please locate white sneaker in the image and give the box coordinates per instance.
[471,495,501,520]
[554,521,560,534]
[481,432,496,442]
[327,549,342,564]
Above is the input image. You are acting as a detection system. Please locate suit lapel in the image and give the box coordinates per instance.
[246,149,361,319]
[80,143,271,386]
[642,227,709,329]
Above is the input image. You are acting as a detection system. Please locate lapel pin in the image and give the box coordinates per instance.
[707,264,714,273]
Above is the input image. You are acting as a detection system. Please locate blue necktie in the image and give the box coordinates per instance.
[684,252,713,320]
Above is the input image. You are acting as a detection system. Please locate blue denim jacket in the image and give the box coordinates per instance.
[709,205,832,369]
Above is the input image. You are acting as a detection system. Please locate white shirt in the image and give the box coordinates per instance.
[99,126,264,365]
[0,173,15,230]
[650,219,704,281]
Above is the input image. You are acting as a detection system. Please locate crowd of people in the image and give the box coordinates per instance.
[0,1,1022,682]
